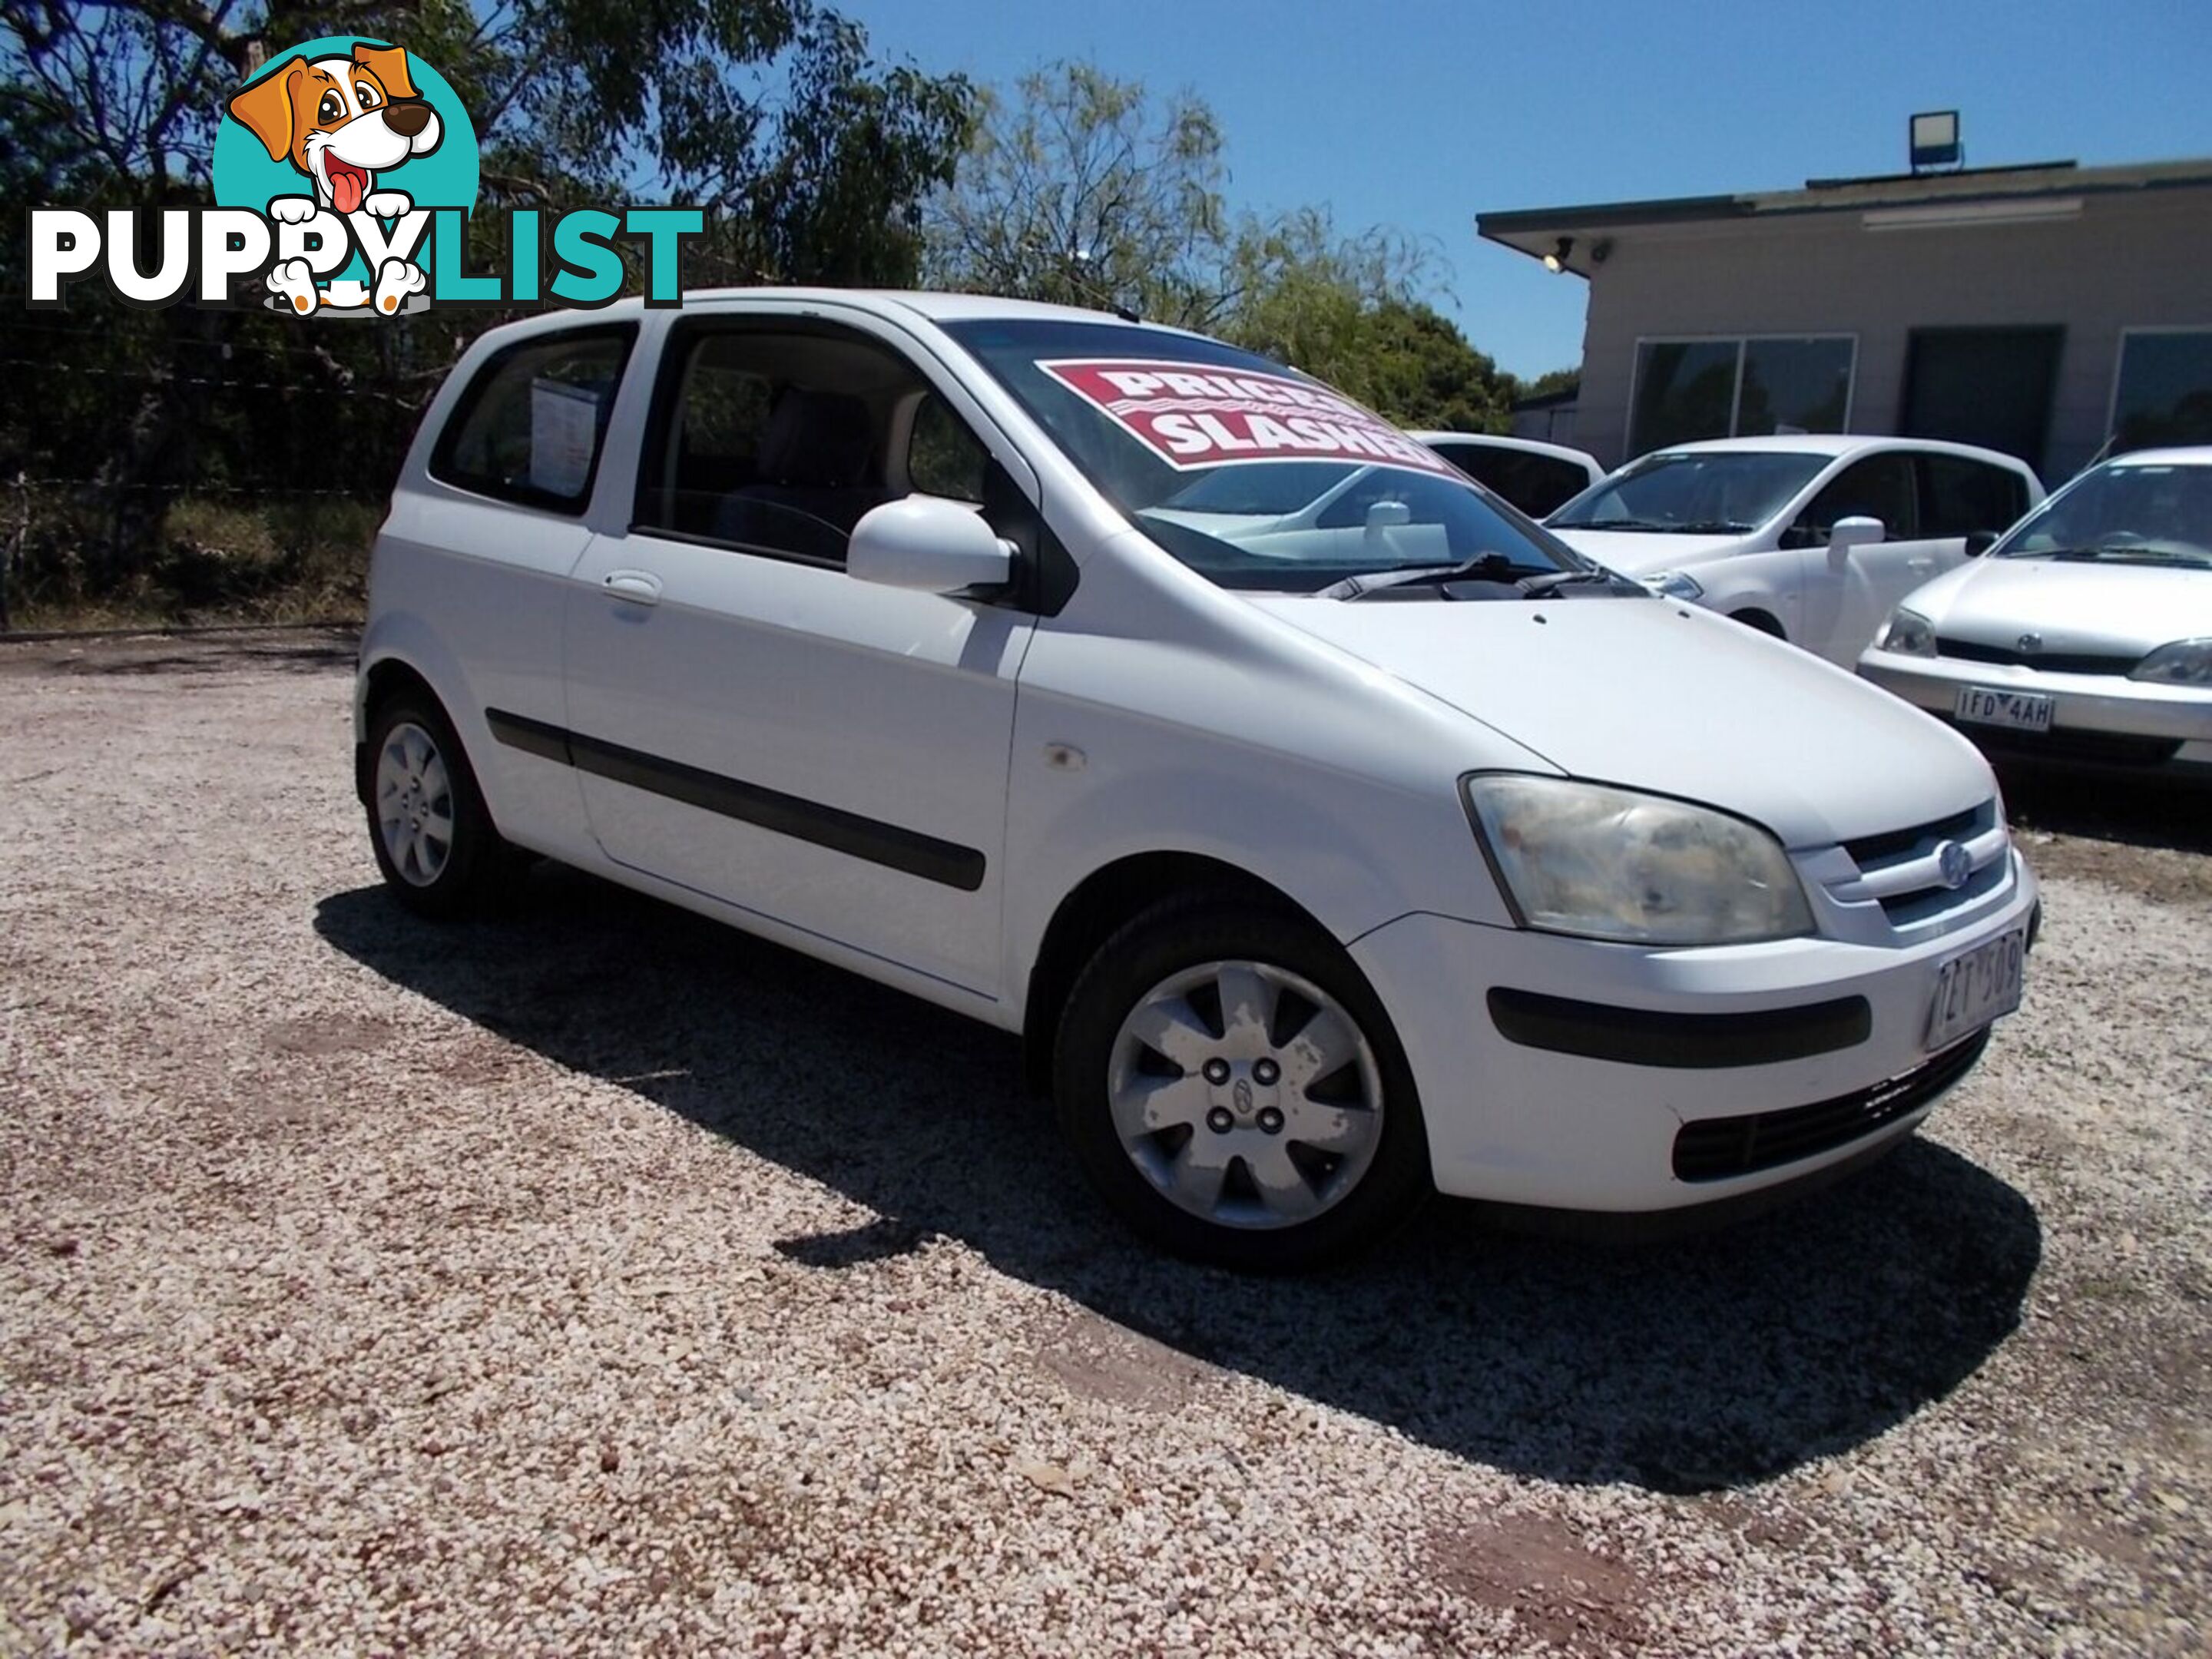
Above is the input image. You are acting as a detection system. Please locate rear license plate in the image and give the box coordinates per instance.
[1927,926,2025,1050]
[1955,685,2053,732]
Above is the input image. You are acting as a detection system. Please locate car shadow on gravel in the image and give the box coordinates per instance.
[315,870,2043,1496]
[1997,756,2212,856]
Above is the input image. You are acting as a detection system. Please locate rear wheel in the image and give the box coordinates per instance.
[364,696,519,918]
[1053,897,1430,1271]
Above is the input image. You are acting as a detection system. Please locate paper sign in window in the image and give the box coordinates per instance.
[529,378,601,498]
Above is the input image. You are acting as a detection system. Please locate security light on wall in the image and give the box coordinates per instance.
[1542,237,1575,273]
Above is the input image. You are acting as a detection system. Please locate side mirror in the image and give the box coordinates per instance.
[1364,499,1412,545]
[1828,515,1886,556]
[848,495,1015,594]
[1963,529,1999,557]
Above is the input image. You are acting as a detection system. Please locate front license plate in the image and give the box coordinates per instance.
[1927,926,2026,1050]
[1955,684,2053,732]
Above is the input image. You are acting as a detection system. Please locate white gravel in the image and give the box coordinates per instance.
[2,631,2206,1656]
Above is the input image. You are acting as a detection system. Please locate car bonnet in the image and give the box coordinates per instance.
[1912,557,2212,655]
[1244,593,1991,849]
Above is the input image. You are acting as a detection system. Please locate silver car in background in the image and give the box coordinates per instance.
[1858,447,2212,773]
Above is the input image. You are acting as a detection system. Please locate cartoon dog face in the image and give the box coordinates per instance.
[228,44,442,216]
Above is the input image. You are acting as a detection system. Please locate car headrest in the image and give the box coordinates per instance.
[758,388,873,488]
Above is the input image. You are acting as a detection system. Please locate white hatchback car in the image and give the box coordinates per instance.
[1546,435,2043,665]
[358,291,2039,1270]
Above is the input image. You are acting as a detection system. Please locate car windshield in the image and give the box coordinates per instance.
[940,317,1592,593]
[1548,450,1830,533]
[1992,460,2212,569]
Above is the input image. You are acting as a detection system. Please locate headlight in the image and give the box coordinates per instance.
[1876,608,1936,657]
[1465,775,1813,945]
[2131,637,2212,685]
[1641,570,1703,601]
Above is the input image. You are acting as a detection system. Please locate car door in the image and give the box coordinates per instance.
[560,308,1038,998]
[1789,452,1953,664]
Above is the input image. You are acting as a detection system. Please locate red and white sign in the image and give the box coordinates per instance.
[1038,358,1459,477]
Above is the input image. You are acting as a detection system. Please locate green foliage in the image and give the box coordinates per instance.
[922,60,1231,328]
[1517,366,1582,401]
[926,64,1516,434]
[0,0,975,612]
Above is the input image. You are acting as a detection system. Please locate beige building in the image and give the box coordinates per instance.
[1479,157,2212,482]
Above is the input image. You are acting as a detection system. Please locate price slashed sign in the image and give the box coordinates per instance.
[1038,358,1458,477]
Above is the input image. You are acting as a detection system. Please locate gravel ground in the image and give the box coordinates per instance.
[2,630,2206,1657]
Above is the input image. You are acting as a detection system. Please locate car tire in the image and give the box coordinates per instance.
[1052,895,1431,1272]
[1730,608,1786,638]
[363,695,522,919]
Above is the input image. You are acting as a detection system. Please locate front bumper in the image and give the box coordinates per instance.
[1349,851,2038,1213]
[1859,650,2212,768]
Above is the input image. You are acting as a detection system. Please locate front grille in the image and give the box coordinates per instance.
[1835,800,2006,929]
[1949,721,2184,767]
[1877,859,2007,926]
[1936,637,2141,675]
[1842,806,1982,869]
[1671,1028,1990,1182]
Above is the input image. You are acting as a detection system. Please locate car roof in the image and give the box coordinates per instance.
[2106,445,2212,468]
[1644,433,2035,471]
[479,287,1218,339]
[1406,431,1602,469]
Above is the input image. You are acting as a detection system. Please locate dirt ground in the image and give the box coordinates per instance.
[2,630,2206,1655]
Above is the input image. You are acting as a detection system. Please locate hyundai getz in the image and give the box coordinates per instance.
[356,292,2038,1270]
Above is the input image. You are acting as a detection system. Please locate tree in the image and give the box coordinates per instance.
[0,0,975,608]
[1223,210,1509,432]
[1517,366,1581,400]
[922,59,1231,328]
[923,64,1514,432]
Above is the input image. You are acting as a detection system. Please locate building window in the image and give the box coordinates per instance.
[1630,336,1854,455]
[2111,329,2212,452]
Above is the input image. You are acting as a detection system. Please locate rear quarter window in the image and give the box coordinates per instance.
[430,326,637,514]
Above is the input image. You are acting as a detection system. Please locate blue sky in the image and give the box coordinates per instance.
[836,0,2212,377]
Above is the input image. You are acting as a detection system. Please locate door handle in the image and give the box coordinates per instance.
[603,569,663,606]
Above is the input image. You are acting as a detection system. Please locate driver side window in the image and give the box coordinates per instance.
[1796,454,1917,541]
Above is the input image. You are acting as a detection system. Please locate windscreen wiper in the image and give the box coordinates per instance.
[1516,568,1642,595]
[2051,545,2212,567]
[1320,554,1549,601]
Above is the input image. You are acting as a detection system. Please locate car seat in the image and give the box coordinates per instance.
[711,388,892,562]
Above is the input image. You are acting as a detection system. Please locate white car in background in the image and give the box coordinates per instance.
[1859,447,2212,772]
[1410,431,1605,519]
[1545,435,2043,665]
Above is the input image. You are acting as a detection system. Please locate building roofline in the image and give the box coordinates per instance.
[1477,156,2212,256]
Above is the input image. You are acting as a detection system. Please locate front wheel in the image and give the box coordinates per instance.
[1053,898,1431,1271]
